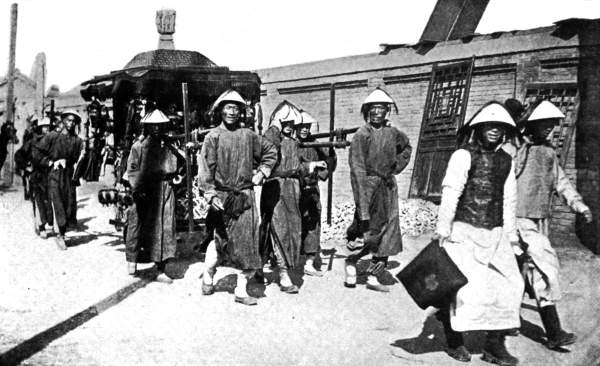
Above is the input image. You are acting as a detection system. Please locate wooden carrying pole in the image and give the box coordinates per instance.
[181,83,194,233]
[327,83,335,224]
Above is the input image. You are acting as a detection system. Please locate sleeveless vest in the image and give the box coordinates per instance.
[454,145,512,230]
[515,144,556,218]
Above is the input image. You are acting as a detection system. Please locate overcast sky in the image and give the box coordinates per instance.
[0,0,599,91]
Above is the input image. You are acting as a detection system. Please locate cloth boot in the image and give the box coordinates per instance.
[154,261,173,284]
[539,305,576,349]
[344,259,357,288]
[127,262,137,275]
[39,225,48,239]
[55,234,67,251]
[202,240,218,295]
[304,255,323,277]
[279,268,299,294]
[234,271,257,306]
[482,330,519,366]
[435,308,471,362]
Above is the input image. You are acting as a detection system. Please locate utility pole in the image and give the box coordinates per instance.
[3,3,18,185]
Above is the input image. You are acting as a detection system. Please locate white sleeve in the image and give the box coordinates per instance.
[435,149,470,238]
[555,163,587,213]
[503,161,518,242]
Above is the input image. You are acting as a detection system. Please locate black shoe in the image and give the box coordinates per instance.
[505,328,520,337]
[436,308,470,362]
[446,345,471,362]
[482,331,519,366]
[540,305,577,350]
[546,330,577,350]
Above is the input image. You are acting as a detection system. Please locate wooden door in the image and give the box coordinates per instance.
[409,59,474,202]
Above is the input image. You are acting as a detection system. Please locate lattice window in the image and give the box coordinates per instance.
[523,84,578,165]
[422,61,474,138]
[409,59,474,201]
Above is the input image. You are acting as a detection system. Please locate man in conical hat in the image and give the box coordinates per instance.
[198,89,277,305]
[124,109,179,283]
[34,110,85,250]
[344,88,411,292]
[260,100,306,293]
[295,110,334,276]
[512,100,591,350]
[433,101,523,365]
[24,117,54,238]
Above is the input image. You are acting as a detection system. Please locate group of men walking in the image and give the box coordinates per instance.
[21,85,589,366]
[20,111,85,249]
[432,99,591,365]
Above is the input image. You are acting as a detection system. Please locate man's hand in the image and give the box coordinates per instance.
[53,159,67,169]
[210,196,224,211]
[432,233,448,245]
[308,161,327,173]
[252,171,264,186]
[185,141,199,151]
[583,209,593,224]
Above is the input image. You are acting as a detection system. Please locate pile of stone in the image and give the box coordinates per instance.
[321,198,438,242]
[398,198,438,236]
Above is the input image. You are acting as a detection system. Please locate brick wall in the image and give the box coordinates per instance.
[257,45,590,240]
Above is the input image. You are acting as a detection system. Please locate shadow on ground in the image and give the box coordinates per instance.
[391,313,489,356]
[0,277,150,366]
[165,253,203,280]
[212,273,267,298]
[69,217,93,233]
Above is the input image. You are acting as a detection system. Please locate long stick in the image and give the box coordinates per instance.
[310,127,358,140]
[327,83,335,225]
[6,4,17,125]
[182,83,194,233]
[4,4,17,186]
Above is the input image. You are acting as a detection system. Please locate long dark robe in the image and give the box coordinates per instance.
[198,124,277,270]
[347,123,411,256]
[125,136,177,263]
[297,139,335,255]
[25,133,53,226]
[34,130,84,229]
[260,126,305,268]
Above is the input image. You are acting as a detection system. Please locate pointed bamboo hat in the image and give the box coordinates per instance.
[141,109,170,124]
[60,110,82,124]
[465,101,516,128]
[299,110,319,134]
[360,88,398,116]
[269,100,303,130]
[527,100,565,122]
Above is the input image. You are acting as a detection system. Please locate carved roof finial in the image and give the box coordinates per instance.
[156,9,176,50]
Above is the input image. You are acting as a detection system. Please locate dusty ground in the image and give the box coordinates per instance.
[1,178,600,366]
